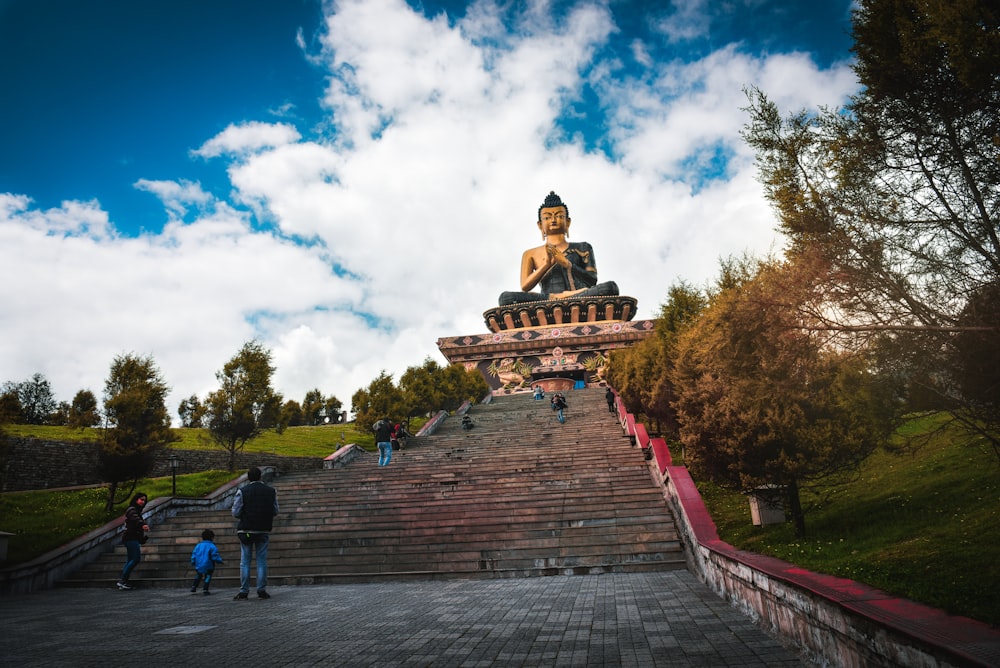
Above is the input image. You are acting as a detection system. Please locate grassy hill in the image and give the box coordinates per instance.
[3,423,382,455]
[696,413,1000,627]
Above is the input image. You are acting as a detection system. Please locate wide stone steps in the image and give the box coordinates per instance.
[61,388,685,588]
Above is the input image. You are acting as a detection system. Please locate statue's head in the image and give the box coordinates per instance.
[537,190,570,237]
[537,191,569,220]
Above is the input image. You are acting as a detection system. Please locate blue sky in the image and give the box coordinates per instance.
[0,0,857,417]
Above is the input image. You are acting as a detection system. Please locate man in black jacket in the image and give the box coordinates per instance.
[231,466,279,600]
[374,418,394,466]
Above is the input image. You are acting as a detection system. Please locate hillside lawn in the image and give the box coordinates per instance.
[695,413,1000,628]
[3,420,382,455]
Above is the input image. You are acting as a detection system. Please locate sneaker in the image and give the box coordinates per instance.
[203,590,211,596]
[257,590,271,599]
[233,592,249,600]
[116,581,132,591]
[190,587,198,593]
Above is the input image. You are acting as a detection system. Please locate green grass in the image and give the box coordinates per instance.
[5,422,386,456]
[696,414,1000,627]
[0,470,238,566]
[169,424,379,455]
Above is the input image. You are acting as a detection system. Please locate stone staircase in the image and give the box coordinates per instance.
[60,388,686,589]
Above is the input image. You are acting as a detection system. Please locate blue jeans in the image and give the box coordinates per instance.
[191,568,214,591]
[239,533,270,594]
[378,441,392,466]
[120,540,141,582]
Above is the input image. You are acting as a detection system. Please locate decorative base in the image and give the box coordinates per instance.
[437,318,654,394]
[483,296,637,333]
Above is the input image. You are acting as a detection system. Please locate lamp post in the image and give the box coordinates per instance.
[168,454,179,496]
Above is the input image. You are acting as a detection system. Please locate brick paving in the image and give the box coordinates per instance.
[0,571,807,667]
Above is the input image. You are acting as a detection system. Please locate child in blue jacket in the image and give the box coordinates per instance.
[190,529,224,595]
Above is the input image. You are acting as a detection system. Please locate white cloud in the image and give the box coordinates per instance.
[192,121,301,159]
[653,0,712,43]
[0,0,859,421]
[134,179,214,220]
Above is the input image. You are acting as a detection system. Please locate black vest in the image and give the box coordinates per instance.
[237,481,276,532]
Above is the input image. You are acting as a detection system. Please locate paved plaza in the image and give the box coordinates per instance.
[0,571,806,667]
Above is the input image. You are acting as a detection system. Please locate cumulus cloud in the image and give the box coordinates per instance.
[192,121,302,159]
[0,0,858,420]
[133,179,214,220]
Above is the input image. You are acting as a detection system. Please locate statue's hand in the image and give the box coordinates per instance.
[546,244,571,269]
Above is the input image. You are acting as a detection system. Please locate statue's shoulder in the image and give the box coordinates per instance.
[567,241,595,257]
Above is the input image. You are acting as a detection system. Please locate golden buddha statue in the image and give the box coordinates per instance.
[498,191,619,306]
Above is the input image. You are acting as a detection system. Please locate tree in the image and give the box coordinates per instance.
[301,389,324,425]
[281,399,305,427]
[3,373,57,424]
[353,361,489,430]
[351,371,404,429]
[398,358,489,420]
[670,259,900,536]
[323,395,343,423]
[742,0,1000,451]
[399,360,445,419]
[607,282,706,436]
[0,389,23,424]
[952,280,1000,456]
[98,353,175,511]
[203,341,283,470]
[178,394,206,428]
[438,362,489,411]
[299,389,343,424]
[68,389,100,429]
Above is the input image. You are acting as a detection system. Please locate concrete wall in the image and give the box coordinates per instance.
[1,438,326,492]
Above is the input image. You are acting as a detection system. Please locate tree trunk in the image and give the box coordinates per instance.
[104,481,118,513]
[787,479,806,537]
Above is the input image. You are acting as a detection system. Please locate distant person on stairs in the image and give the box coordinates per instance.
[394,422,412,449]
[551,393,567,423]
[232,466,279,600]
[605,387,615,414]
[374,418,394,466]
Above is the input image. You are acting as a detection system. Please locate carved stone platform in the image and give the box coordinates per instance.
[483,296,637,333]
[437,318,653,394]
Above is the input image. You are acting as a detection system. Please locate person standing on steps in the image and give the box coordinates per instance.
[605,387,615,414]
[116,492,148,590]
[552,393,567,423]
[374,418,394,466]
[232,466,279,600]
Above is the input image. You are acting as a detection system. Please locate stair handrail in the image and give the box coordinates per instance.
[0,475,244,596]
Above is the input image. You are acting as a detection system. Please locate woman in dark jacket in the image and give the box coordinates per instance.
[117,492,148,590]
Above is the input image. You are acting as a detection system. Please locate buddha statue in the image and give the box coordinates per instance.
[498,191,619,306]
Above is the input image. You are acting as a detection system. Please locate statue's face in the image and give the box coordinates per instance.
[538,205,570,235]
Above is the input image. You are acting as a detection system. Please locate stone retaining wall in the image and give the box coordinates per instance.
[1,438,325,492]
